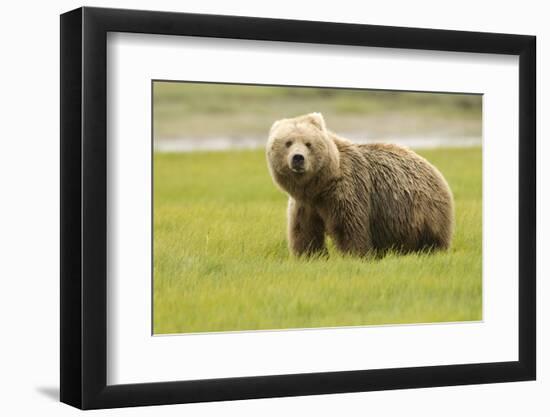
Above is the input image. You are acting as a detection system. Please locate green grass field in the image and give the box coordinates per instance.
[153,147,482,334]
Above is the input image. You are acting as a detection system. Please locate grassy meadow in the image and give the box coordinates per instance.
[153,147,482,334]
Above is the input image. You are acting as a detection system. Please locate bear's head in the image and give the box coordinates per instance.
[266,113,340,198]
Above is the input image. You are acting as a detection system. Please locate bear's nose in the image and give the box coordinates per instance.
[292,154,305,164]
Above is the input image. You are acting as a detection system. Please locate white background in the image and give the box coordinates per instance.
[0,0,546,416]
[108,34,519,384]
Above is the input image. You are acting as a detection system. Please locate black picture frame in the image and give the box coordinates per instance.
[60,6,536,410]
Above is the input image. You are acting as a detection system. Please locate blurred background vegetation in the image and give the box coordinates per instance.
[153,81,482,142]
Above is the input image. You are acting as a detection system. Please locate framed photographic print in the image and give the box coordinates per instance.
[60,6,536,409]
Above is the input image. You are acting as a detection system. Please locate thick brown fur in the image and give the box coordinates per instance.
[266,113,454,257]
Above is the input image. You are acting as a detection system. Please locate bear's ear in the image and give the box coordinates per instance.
[269,119,282,135]
[307,112,326,131]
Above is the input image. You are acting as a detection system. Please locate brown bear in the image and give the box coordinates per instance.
[266,112,454,257]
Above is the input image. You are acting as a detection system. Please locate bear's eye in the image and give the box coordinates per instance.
[305,142,312,148]
[285,141,292,148]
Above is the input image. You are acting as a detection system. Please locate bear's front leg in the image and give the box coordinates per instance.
[287,198,327,257]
